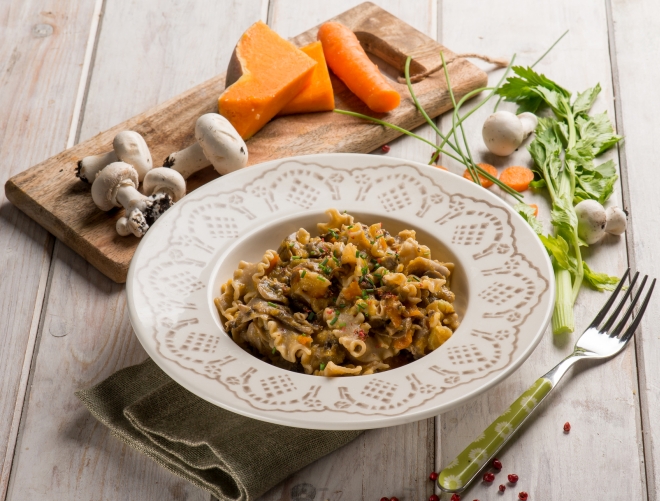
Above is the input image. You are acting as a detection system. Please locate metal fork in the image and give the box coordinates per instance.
[437,270,656,493]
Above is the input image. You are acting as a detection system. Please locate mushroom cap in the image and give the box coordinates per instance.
[142,167,186,202]
[575,199,608,244]
[91,161,139,211]
[482,111,524,156]
[605,205,627,235]
[113,131,152,182]
[195,113,248,175]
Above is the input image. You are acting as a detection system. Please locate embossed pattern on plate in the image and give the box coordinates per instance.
[127,154,554,430]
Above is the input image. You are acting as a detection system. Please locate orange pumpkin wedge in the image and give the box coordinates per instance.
[218,21,317,139]
[279,41,335,115]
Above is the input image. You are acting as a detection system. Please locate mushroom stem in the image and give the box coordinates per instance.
[164,113,248,180]
[76,151,118,183]
[116,184,150,214]
[164,142,209,179]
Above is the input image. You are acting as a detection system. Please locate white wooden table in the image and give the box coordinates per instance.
[0,1,657,499]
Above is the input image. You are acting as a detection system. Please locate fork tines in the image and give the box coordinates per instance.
[590,268,656,339]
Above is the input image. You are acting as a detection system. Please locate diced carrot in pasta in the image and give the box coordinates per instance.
[463,163,498,188]
[393,330,414,350]
[499,166,535,192]
[298,335,312,346]
[342,281,363,301]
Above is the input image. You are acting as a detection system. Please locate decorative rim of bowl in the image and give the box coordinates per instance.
[127,153,554,430]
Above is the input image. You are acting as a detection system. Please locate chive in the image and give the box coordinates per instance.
[376,234,384,240]
[361,290,368,300]
[292,256,302,260]
[301,270,306,278]
[365,288,374,293]
[332,255,341,265]
[288,242,294,248]
[329,312,340,325]
[338,322,346,328]
[267,302,278,308]
[361,266,368,276]
[355,250,360,258]
[307,311,315,321]
[328,229,338,239]
[321,257,329,266]
[347,225,354,229]
[319,363,326,371]
[317,276,326,282]
[272,347,277,354]
[356,302,366,311]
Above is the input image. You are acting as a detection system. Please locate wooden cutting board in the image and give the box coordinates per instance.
[5,1,486,283]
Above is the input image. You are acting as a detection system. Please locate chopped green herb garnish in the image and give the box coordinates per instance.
[355,250,360,258]
[307,311,315,321]
[272,347,277,354]
[361,290,368,300]
[365,289,374,293]
[356,302,366,311]
[317,276,326,282]
[328,229,338,239]
[267,302,278,308]
[338,322,346,328]
[288,242,294,248]
[292,255,302,260]
[375,234,384,240]
[319,363,326,371]
[321,257,329,266]
[301,270,306,278]
[329,312,340,325]
[361,266,368,276]
[347,225,354,229]
[332,255,340,265]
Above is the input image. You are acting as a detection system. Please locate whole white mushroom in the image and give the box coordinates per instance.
[482,111,538,156]
[575,200,628,244]
[76,131,153,183]
[164,113,247,179]
[92,162,176,237]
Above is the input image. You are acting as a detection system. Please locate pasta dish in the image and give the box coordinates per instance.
[215,209,460,376]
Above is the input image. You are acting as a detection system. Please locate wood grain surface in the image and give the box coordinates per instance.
[5,1,486,284]
[0,1,101,498]
[608,0,660,498]
[1,0,657,500]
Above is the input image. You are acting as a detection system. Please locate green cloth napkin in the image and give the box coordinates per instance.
[76,358,362,501]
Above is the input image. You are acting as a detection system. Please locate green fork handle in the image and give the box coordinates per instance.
[437,377,553,492]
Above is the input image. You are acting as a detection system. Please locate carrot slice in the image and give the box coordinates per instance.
[529,203,539,217]
[500,166,535,192]
[433,164,448,171]
[317,22,400,112]
[463,163,498,188]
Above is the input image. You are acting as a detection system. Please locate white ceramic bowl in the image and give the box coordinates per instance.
[127,153,554,430]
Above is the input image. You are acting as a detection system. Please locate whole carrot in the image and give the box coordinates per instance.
[317,22,400,113]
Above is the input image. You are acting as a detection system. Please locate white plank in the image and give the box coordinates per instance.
[437,1,643,500]
[259,2,437,500]
[609,0,660,499]
[0,0,102,498]
[5,1,265,499]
